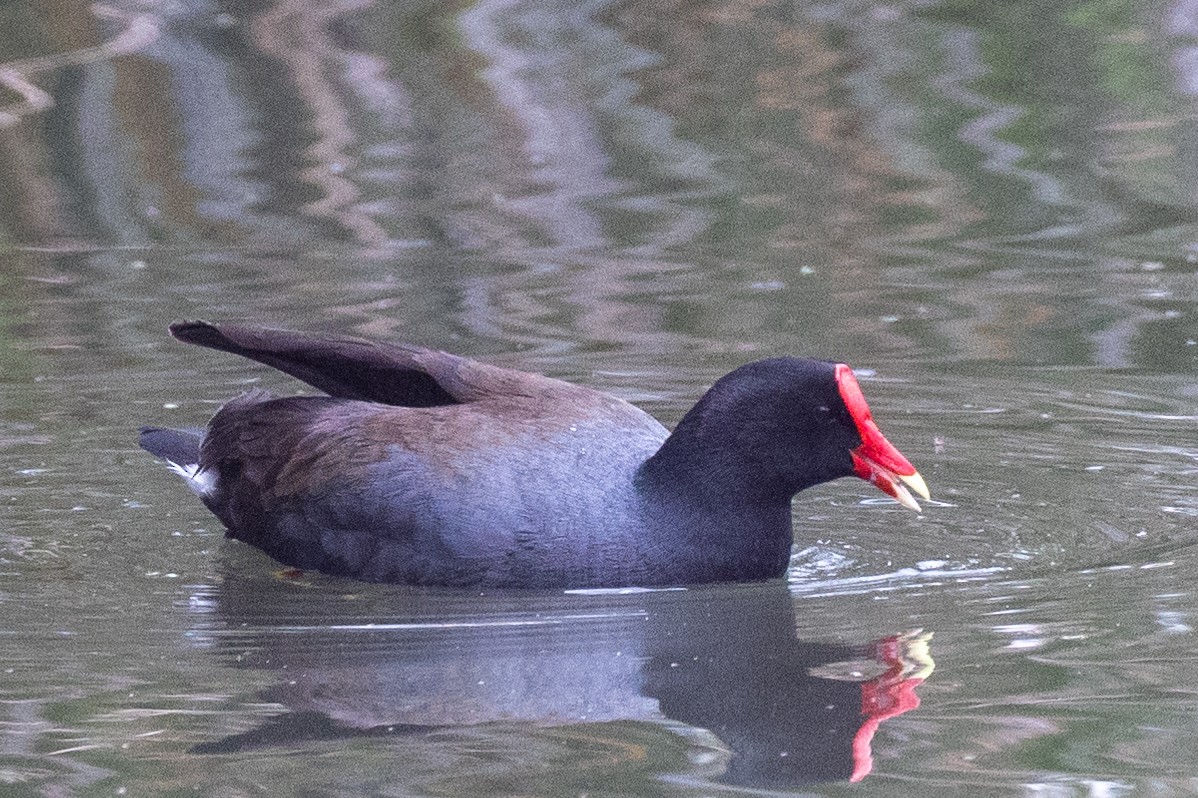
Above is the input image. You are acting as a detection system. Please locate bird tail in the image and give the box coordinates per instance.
[138,426,213,495]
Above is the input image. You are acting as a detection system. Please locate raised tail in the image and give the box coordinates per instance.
[139,426,213,495]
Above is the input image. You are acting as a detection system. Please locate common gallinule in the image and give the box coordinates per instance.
[140,322,929,588]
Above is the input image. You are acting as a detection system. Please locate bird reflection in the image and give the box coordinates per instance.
[188,572,931,787]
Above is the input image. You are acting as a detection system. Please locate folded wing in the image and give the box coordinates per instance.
[169,321,548,407]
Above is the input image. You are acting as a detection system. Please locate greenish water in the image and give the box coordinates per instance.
[3,0,1198,795]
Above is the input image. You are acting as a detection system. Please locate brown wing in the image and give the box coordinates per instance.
[169,321,561,407]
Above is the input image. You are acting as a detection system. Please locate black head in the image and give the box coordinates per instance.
[642,358,860,502]
[707,357,863,490]
[642,357,928,510]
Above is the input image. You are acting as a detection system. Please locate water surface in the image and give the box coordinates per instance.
[3,0,1198,795]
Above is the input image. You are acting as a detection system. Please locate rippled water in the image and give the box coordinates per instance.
[4,0,1198,795]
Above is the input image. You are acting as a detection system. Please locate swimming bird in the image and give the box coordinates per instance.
[139,321,929,588]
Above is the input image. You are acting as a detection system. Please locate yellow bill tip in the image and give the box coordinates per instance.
[900,471,930,502]
[891,481,923,513]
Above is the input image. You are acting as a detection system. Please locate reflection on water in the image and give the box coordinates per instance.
[183,579,931,788]
[3,0,1198,795]
[2,0,1197,367]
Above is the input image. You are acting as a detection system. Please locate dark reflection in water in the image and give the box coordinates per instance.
[189,577,931,788]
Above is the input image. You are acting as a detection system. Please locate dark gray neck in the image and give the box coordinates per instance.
[633,432,798,584]
[636,414,806,508]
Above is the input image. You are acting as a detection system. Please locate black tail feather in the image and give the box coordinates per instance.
[139,426,204,465]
